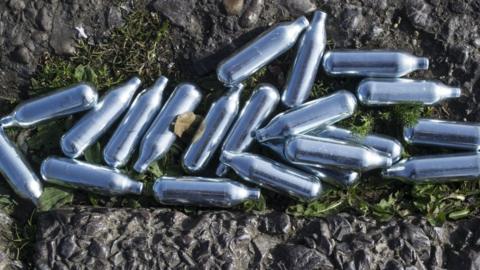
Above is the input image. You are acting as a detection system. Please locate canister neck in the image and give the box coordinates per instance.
[0,115,15,128]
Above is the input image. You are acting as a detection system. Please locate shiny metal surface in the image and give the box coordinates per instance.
[281,11,327,108]
[61,77,141,158]
[262,139,360,188]
[41,157,143,195]
[404,118,480,150]
[220,151,323,201]
[256,90,357,142]
[216,84,280,176]
[0,128,42,205]
[183,84,243,173]
[382,153,480,184]
[1,83,98,128]
[311,126,403,162]
[153,176,260,207]
[284,135,392,171]
[357,78,461,105]
[104,77,168,168]
[322,50,429,77]
[134,83,203,173]
[217,16,309,86]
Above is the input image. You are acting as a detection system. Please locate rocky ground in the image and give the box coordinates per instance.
[33,207,480,269]
[1,0,480,268]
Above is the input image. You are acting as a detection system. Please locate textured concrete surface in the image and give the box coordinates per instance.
[33,207,480,269]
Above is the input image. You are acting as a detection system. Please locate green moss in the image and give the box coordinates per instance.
[32,10,172,94]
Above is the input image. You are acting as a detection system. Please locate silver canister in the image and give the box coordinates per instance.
[284,135,392,171]
[262,139,360,188]
[256,90,357,142]
[41,157,143,195]
[220,151,323,201]
[217,16,309,86]
[134,83,203,173]
[357,78,461,105]
[104,77,168,168]
[153,176,260,207]
[1,83,98,128]
[281,11,327,108]
[0,128,43,205]
[404,119,480,150]
[382,153,480,184]
[311,126,403,162]
[216,83,280,176]
[61,77,141,158]
[182,84,243,173]
[322,50,429,77]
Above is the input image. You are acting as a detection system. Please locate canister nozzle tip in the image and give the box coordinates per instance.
[452,87,462,98]
[133,161,148,174]
[255,129,268,142]
[248,189,261,200]
[220,151,236,164]
[417,57,429,70]
[129,181,144,195]
[403,127,414,143]
[385,157,393,168]
[295,16,310,28]
[216,163,228,177]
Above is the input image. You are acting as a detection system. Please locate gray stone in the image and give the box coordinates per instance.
[59,235,77,259]
[385,259,405,270]
[223,0,244,16]
[402,223,431,261]
[150,0,200,34]
[405,0,438,33]
[239,0,264,28]
[259,212,291,234]
[273,244,334,270]
[282,0,316,17]
[50,36,76,56]
[36,7,53,31]
[11,46,32,64]
[107,6,124,29]
[340,5,365,34]
[354,249,371,270]
[328,215,352,241]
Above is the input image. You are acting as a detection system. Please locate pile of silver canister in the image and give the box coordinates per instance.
[0,10,477,208]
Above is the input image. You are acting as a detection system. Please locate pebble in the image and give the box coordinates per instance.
[12,46,32,64]
[406,0,436,33]
[32,31,48,43]
[240,0,263,28]
[284,0,316,17]
[341,6,365,33]
[260,213,291,234]
[223,0,244,16]
[53,39,76,56]
[36,7,53,31]
[58,235,77,259]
